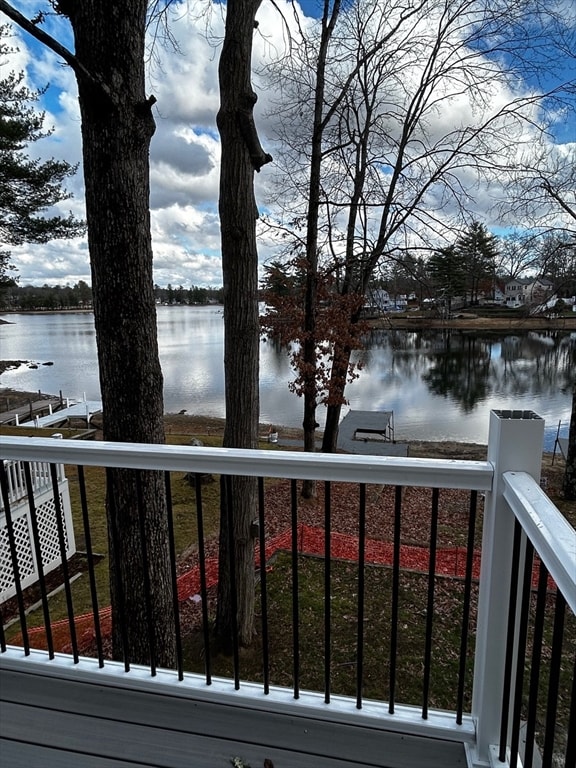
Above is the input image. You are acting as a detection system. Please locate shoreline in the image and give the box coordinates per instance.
[2,307,575,332]
[0,385,488,452]
[1,386,566,461]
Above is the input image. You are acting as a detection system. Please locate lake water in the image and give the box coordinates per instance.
[0,306,574,449]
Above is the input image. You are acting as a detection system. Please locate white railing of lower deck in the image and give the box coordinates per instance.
[0,459,74,602]
[0,410,574,768]
[0,459,64,510]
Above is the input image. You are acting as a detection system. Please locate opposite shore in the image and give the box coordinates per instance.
[371,313,576,331]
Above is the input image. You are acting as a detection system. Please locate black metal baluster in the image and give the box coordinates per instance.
[135,472,156,675]
[456,490,477,724]
[499,519,523,763]
[23,462,54,659]
[0,462,29,654]
[564,653,576,768]
[49,463,78,663]
[356,483,366,710]
[164,472,183,680]
[541,590,566,767]
[257,477,270,695]
[195,475,211,685]
[422,487,439,719]
[389,485,402,714]
[523,560,549,768]
[106,467,130,671]
[0,603,5,652]
[324,480,331,704]
[224,475,240,689]
[291,478,300,699]
[77,466,103,667]
[510,539,534,768]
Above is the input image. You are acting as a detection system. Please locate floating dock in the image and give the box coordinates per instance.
[276,410,409,456]
[337,410,409,456]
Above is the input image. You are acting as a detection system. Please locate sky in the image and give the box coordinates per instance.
[1,0,575,288]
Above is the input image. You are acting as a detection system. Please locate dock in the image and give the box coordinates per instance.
[337,410,409,456]
[0,398,63,426]
[32,400,102,428]
[276,410,409,457]
[0,398,102,428]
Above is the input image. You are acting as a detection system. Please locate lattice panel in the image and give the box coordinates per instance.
[0,490,72,601]
[0,515,35,596]
[36,494,70,567]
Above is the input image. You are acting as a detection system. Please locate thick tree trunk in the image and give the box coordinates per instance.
[215,0,270,647]
[321,342,353,453]
[70,2,176,667]
[562,381,576,500]
[322,400,343,453]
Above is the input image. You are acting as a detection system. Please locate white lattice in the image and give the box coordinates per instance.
[36,495,69,568]
[0,515,35,595]
[0,478,75,603]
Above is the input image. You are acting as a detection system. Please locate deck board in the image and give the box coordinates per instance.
[0,740,154,768]
[0,666,468,768]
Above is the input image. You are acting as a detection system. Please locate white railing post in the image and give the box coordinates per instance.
[472,410,544,766]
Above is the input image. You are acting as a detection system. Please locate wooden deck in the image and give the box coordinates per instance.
[0,398,62,425]
[0,656,469,768]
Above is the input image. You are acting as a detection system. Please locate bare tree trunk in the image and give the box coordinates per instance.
[300,0,341,498]
[321,342,353,453]
[215,0,271,646]
[563,381,576,500]
[66,2,176,668]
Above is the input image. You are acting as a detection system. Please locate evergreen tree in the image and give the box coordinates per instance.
[455,221,499,305]
[0,26,84,285]
[428,245,467,314]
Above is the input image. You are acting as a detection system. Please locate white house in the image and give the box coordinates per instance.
[504,277,555,307]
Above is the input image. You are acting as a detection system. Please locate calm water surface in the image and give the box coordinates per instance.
[1,306,573,448]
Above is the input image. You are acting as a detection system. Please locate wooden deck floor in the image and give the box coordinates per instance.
[0,398,62,425]
[0,662,469,768]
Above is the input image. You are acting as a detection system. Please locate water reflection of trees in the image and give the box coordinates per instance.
[494,332,575,398]
[421,334,493,412]
[362,329,575,413]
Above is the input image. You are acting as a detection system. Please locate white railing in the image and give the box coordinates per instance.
[0,459,64,510]
[0,410,574,768]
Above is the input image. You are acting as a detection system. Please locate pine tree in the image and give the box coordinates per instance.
[455,221,499,305]
[0,25,83,285]
[428,245,467,314]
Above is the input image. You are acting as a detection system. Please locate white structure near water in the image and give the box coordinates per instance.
[0,457,76,602]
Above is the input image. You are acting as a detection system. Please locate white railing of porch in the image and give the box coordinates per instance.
[0,410,574,768]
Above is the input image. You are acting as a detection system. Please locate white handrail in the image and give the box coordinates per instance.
[0,459,56,509]
[0,435,494,490]
[503,470,576,614]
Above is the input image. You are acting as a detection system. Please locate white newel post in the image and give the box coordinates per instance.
[472,410,544,767]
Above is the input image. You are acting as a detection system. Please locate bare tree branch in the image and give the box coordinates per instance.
[0,0,114,103]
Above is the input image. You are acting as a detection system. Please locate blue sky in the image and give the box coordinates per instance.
[2,0,575,288]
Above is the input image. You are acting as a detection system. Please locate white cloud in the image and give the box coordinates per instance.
[3,0,574,289]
